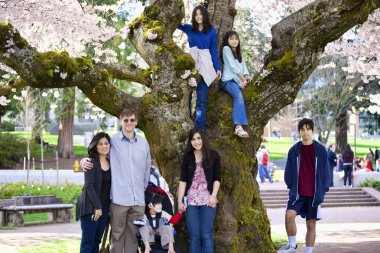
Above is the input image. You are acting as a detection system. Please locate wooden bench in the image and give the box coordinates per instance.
[0,195,73,227]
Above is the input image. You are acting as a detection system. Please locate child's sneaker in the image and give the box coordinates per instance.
[277,244,297,253]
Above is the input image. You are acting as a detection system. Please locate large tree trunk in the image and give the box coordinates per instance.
[1,0,379,252]
[335,110,348,154]
[57,88,75,158]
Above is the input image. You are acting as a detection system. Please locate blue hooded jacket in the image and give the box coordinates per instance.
[284,141,331,207]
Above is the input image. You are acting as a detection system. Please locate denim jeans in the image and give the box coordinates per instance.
[343,164,353,186]
[185,205,216,253]
[221,80,248,126]
[259,164,272,183]
[80,206,110,253]
[193,78,209,130]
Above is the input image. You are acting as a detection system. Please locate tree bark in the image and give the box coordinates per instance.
[57,88,75,159]
[335,109,348,154]
[1,0,379,252]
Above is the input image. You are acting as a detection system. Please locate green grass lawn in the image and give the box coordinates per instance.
[23,213,49,223]
[264,137,295,161]
[17,240,80,253]
[21,207,77,224]
[6,131,88,157]
[263,136,380,162]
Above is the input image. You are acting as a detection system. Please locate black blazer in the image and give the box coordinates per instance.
[180,149,221,196]
[76,158,109,221]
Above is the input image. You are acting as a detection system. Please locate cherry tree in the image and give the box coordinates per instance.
[1,0,380,251]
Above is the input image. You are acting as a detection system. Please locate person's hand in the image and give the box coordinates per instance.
[93,209,102,221]
[244,75,252,82]
[144,246,151,253]
[216,70,222,80]
[178,203,186,213]
[241,79,247,89]
[81,157,93,171]
[208,195,218,208]
[168,243,175,253]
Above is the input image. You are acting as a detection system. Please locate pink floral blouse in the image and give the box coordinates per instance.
[187,162,210,206]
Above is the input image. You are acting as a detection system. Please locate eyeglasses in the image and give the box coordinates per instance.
[123,119,136,123]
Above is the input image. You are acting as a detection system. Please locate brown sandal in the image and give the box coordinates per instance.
[234,127,249,138]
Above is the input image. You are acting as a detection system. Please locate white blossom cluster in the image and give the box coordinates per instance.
[0,95,11,106]
[146,32,158,40]
[0,0,116,57]
[82,97,106,119]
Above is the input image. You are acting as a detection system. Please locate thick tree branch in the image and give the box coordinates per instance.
[0,77,26,96]
[96,62,152,87]
[0,22,142,117]
[247,0,380,129]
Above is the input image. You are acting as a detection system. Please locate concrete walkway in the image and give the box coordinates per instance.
[262,181,380,252]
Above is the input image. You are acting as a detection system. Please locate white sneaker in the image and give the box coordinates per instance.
[277,244,297,253]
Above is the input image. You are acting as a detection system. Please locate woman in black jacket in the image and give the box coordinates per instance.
[76,132,111,253]
[342,143,354,187]
[177,128,221,253]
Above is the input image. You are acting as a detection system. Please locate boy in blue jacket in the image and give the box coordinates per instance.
[277,118,330,253]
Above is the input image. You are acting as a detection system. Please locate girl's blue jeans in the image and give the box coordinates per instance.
[221,80,248,126]
[185,205,216,253]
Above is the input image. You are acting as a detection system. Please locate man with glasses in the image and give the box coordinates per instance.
[81,108,151,253]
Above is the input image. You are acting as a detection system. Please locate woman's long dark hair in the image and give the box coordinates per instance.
[185,128,212,169]
[221,30,242,63]
[342,143,354,161]
[343,144,352,153]
[191,5,211,33]
[88,132,111,158]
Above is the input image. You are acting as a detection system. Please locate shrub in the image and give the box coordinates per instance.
[0,182,82,204]
[0,121,16,131]
[0,133,56,169]
[360,179,380,192]
[0,134,25,168]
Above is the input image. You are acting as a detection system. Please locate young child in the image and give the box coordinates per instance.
[221,31,251,138]
[139,195,183,253]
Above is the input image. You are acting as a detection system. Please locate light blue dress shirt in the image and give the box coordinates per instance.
[110,132,151,206]
[221,46,249,87]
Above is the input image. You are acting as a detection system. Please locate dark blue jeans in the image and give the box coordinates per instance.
[220,80,248,126]
[80,206,110,253]
[343,164,353,186]
[194,78,209,130]
[185,205,216,253]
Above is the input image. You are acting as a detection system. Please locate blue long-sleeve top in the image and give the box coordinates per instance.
[177,24,221,71]
[221,46,249,87]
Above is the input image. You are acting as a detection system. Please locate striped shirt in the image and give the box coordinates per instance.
[110,132,151,206]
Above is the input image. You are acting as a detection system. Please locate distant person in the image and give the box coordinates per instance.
[375,147,380,171]
[342,144,354,187]
[256,145,273,183]
[368,148,374,164]
[327,144,337,187]
[76,132,111,253]
[337,154,344,172]
[291,131,298,142]
[277,118,330,253]
[365,156,373,172]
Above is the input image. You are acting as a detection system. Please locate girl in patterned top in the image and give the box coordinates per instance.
[178,128,221,253]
